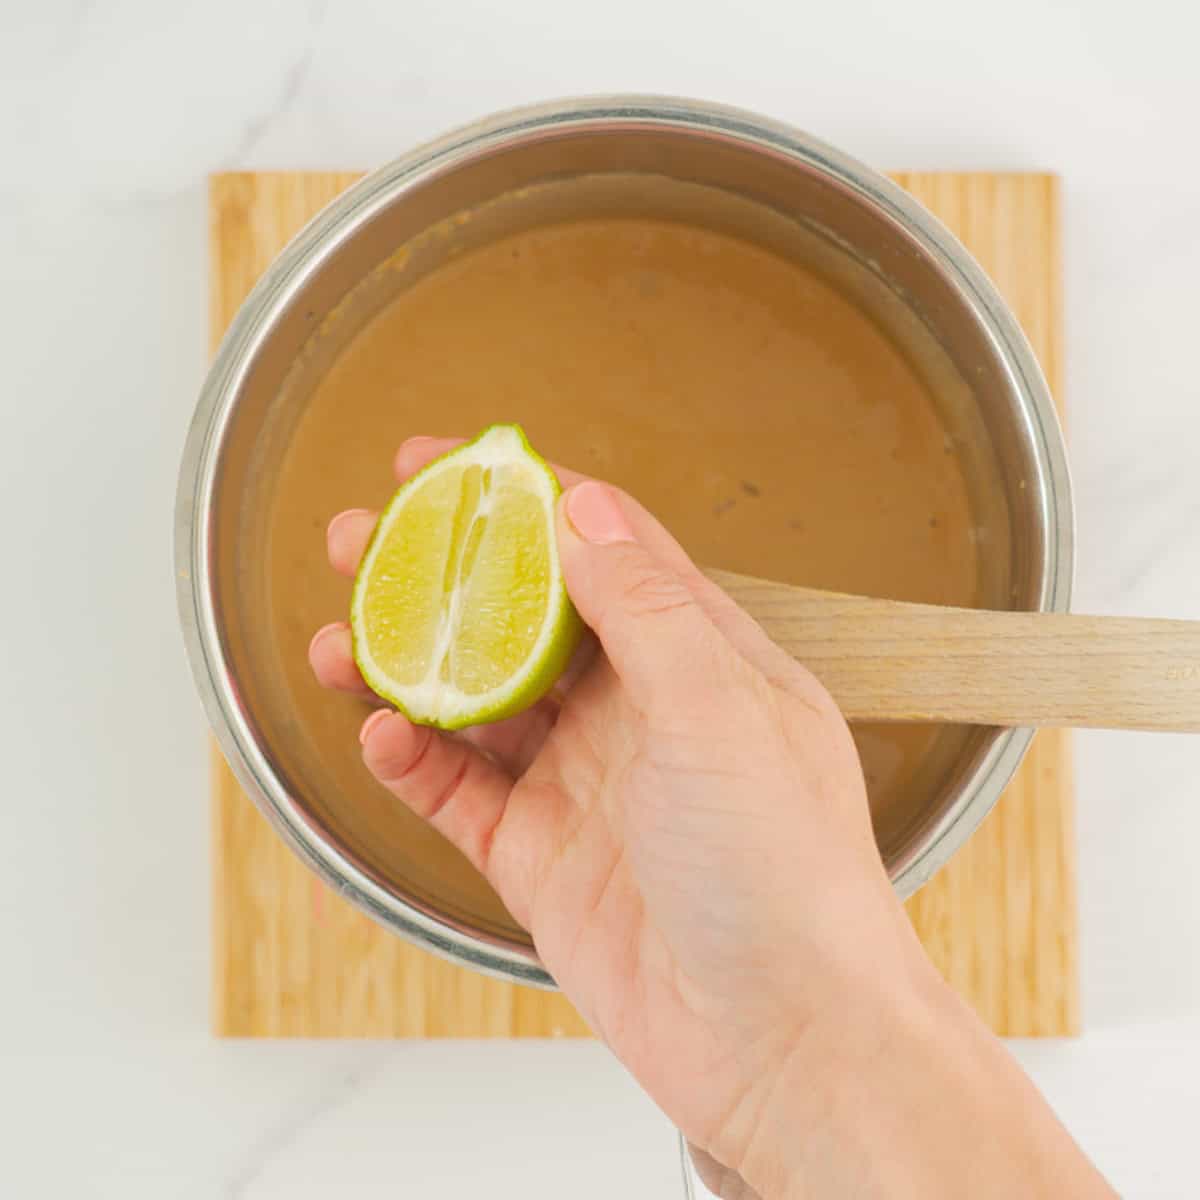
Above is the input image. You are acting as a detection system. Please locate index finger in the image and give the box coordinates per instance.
[325,437,587,581]
[393,436,792,677]
[394,434,589,489]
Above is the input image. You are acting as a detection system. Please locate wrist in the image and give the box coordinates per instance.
[737,944,946,1197]
[737,949,1111,1199]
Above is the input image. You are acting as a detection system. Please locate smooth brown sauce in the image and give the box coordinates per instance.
[269,217,982,846]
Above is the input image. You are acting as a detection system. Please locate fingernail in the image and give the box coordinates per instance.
[359,708,392,745]
[326,508,372,539]
[565,481,635,545]
[308,622,347,655]
[396,435,437,464]
[395,437,441,479]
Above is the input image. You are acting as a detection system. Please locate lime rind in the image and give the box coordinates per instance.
[350,424,583,730]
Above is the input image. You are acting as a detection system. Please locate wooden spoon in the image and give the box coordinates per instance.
[705,568,1200,733]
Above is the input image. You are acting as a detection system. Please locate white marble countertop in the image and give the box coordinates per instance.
[2,1,1199,1194]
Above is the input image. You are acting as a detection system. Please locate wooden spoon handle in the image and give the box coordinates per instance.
[706,568,1200,732]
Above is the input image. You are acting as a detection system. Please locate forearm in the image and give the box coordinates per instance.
[739,962,1114,1199]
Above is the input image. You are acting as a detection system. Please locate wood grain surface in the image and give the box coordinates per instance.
[708,568,1200,732]
[209,170,1077,1038]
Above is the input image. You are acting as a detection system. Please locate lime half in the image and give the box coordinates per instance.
[350,424,582,730]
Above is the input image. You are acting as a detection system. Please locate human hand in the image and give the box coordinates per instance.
[310,436,1112,1199]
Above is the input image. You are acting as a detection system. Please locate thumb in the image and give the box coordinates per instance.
[556,480,731,707]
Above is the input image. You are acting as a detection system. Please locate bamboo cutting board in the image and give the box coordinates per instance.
[209,171,1077,1038]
